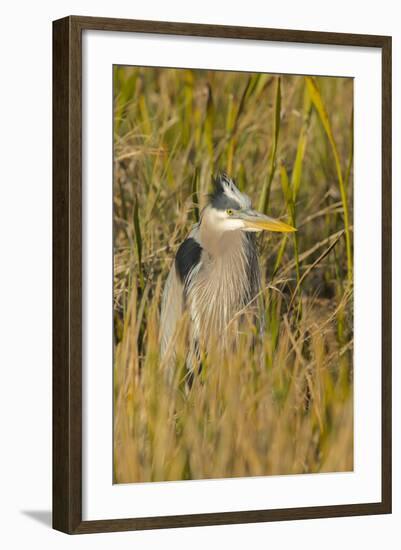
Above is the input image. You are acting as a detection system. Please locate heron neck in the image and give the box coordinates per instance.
[198,222,245,258]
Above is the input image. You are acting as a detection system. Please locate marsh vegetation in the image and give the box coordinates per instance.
[113,67,353,482]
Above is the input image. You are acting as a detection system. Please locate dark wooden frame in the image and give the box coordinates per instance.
[53,15,392,534]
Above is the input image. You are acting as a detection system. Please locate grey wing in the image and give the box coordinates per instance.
[160,235,203,360]
[160,262,184,359]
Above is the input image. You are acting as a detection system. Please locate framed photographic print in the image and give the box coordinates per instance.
[53,16,392,534]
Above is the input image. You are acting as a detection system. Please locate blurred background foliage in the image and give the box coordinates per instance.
[113,67,353,483]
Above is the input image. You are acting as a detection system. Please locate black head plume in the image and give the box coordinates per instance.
[209,172,251,211]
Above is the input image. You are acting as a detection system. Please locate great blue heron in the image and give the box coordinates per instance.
[160,173,296,370]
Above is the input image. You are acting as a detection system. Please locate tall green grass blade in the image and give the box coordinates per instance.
[345,105,354,190]
[182,70,194,147]
[252,74,273,101]
[233,77,252,130]
[225,93,236,173]
[306,76,353,283]
[279,161,291,204]
[203,84,214,168]
[259,76,281,213]
[224,75,265,175]
[273,83,311,278]
[139,94,152,139]
[191,168,200,223]
[279,163,300,287]
[292,90,312,200]
[273,235,288,276]
[133,195,144,289]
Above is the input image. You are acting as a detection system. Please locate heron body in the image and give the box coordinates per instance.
[160,174,295,368]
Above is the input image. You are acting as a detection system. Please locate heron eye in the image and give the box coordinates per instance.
[226,209,234,216]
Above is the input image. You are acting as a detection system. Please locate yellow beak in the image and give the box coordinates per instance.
[241,210,296,233]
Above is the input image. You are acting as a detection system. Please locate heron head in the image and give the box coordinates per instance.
[206,173,296,234]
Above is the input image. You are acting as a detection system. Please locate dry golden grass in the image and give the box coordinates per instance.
[113,67,353,483]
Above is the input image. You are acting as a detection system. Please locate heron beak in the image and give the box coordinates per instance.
[241,210,296,233]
